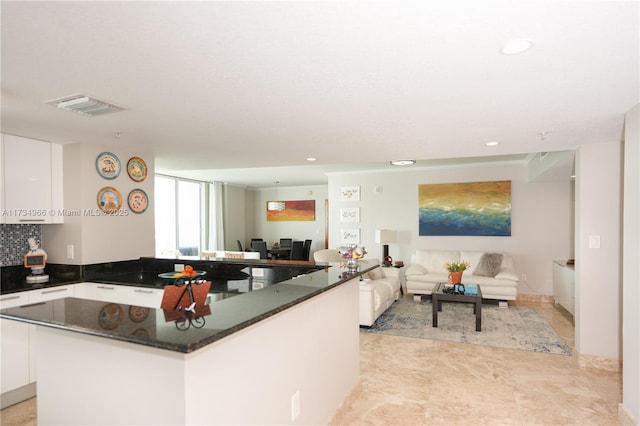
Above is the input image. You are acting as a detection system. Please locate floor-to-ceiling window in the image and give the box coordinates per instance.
[154,175,204,257]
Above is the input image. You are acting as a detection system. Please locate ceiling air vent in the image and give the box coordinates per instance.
[46,94,124,116]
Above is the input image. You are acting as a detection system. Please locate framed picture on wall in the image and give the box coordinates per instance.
[340,186,360,202]
[340,228,360,244]
[340,207,359,223]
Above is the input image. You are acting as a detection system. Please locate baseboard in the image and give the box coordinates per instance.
[516,293,555,304]
[0,382,37,409]
[618,403,638,426]
[577,353,622,372]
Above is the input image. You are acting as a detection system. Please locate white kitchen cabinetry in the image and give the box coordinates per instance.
[1,134,64,224]
[553,260,575,317]
[28,284,76,303]
[0,292,34,408]
[78,282,163,308]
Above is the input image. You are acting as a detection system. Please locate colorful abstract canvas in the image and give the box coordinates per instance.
[418,181,511,236]
[266,200,315,221]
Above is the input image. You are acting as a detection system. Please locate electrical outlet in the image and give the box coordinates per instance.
[291,390,300,421]
[522,273,527,281]
[174,264,185,272]
[66,245,74,260]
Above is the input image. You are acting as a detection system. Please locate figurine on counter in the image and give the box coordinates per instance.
[25,237,49,284]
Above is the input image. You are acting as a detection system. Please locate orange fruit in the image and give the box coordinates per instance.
[184,265,194,272]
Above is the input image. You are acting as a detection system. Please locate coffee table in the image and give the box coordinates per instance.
[431,282,483,331]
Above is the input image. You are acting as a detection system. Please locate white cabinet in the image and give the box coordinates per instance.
[28,284,76,303]
[553,261,575,317]
[1,134,64,224]
[78,282,163,308]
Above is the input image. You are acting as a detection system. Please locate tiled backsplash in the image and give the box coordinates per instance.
[0,224,43,267]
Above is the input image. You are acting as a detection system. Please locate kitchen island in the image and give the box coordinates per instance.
[0,259,367,425]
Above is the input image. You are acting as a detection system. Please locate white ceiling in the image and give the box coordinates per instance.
[1,1,638,188]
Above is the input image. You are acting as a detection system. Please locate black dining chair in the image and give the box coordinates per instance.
[289,241,305,261]
[302,239,312,261]
[251,240,268,259]
[279,238,293,248]
[237,240,244,251]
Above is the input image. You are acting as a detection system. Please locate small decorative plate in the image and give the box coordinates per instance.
[127,188,148,214]
[97,186,122,214]
[98,303,124,330]
[96,152,121,180]
[127,157,147,182]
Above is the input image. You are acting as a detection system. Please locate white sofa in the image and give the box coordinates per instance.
[405,250,518,301]
[313,251,401,326]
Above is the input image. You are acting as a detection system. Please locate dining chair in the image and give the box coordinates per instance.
[279,238,293,248]
[289,241,305,260]
[251,240,268,259]
[237,240,244,251]
[302,239,312,261]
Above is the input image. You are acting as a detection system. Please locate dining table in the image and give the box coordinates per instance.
[268,246,291,259]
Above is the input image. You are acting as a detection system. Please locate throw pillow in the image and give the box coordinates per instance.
[366,267,384,280]
[225,252,244,259]
[473,252,503,277]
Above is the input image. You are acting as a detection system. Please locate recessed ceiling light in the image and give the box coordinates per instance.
[306,157,316,162]
[390,160,416,166]
[500,39,534,55]
[485,141,500,146]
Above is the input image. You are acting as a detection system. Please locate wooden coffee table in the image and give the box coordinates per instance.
[431,282,483,331]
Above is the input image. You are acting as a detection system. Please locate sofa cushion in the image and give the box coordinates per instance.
[415,250,459,274]
[366,267,384,280]
[473,252,503,277]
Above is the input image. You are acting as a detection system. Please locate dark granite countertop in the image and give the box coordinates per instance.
[1,258,374,353]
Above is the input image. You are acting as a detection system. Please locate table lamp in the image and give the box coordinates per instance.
[375,229,397,266]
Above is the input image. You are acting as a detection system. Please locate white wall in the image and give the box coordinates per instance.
[251,185,328,256]
[222,183,248,251]
[622,104,640,424]
[575,141,622,360]
[326,161,573,296]
[43,143,155,264]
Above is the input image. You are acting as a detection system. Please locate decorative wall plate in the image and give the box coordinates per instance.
[127,188,148,214]
[127,157,147,182]
[97,186,122,214]
[96,152,121,180]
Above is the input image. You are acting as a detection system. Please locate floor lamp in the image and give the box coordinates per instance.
[375,229,397,266]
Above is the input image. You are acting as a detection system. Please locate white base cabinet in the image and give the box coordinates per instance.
[553,261,575,317]
[1,282,165,408]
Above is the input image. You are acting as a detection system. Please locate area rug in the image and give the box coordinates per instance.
[361,298,572,355]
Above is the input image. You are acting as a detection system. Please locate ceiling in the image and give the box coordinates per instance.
[1,1,638,188]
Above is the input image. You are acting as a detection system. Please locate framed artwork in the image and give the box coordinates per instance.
[127,157,148,182]
[97,186,122,214]
[340,228,360,244]
[340,186,360,202]
[418,180,511,236]
[266,200,315,221]
[340,207,360,223]
[95,152,121,180]
[127,188,149,214]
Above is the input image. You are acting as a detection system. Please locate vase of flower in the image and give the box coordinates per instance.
[448,271,464,284]
[445,260,471,284]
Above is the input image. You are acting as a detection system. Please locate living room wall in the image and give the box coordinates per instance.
[326,160,573,297]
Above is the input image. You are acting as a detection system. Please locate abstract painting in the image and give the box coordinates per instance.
[266,200,315,221]
[418,180,511,236]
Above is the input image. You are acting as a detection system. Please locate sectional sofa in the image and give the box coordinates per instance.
[405,249,519,302]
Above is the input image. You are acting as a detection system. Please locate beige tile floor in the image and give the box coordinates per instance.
[1,298,621,426]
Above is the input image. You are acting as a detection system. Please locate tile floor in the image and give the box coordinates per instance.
[1,298,622,426]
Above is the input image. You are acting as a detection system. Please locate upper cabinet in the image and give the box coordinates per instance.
[1,134,64,224]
